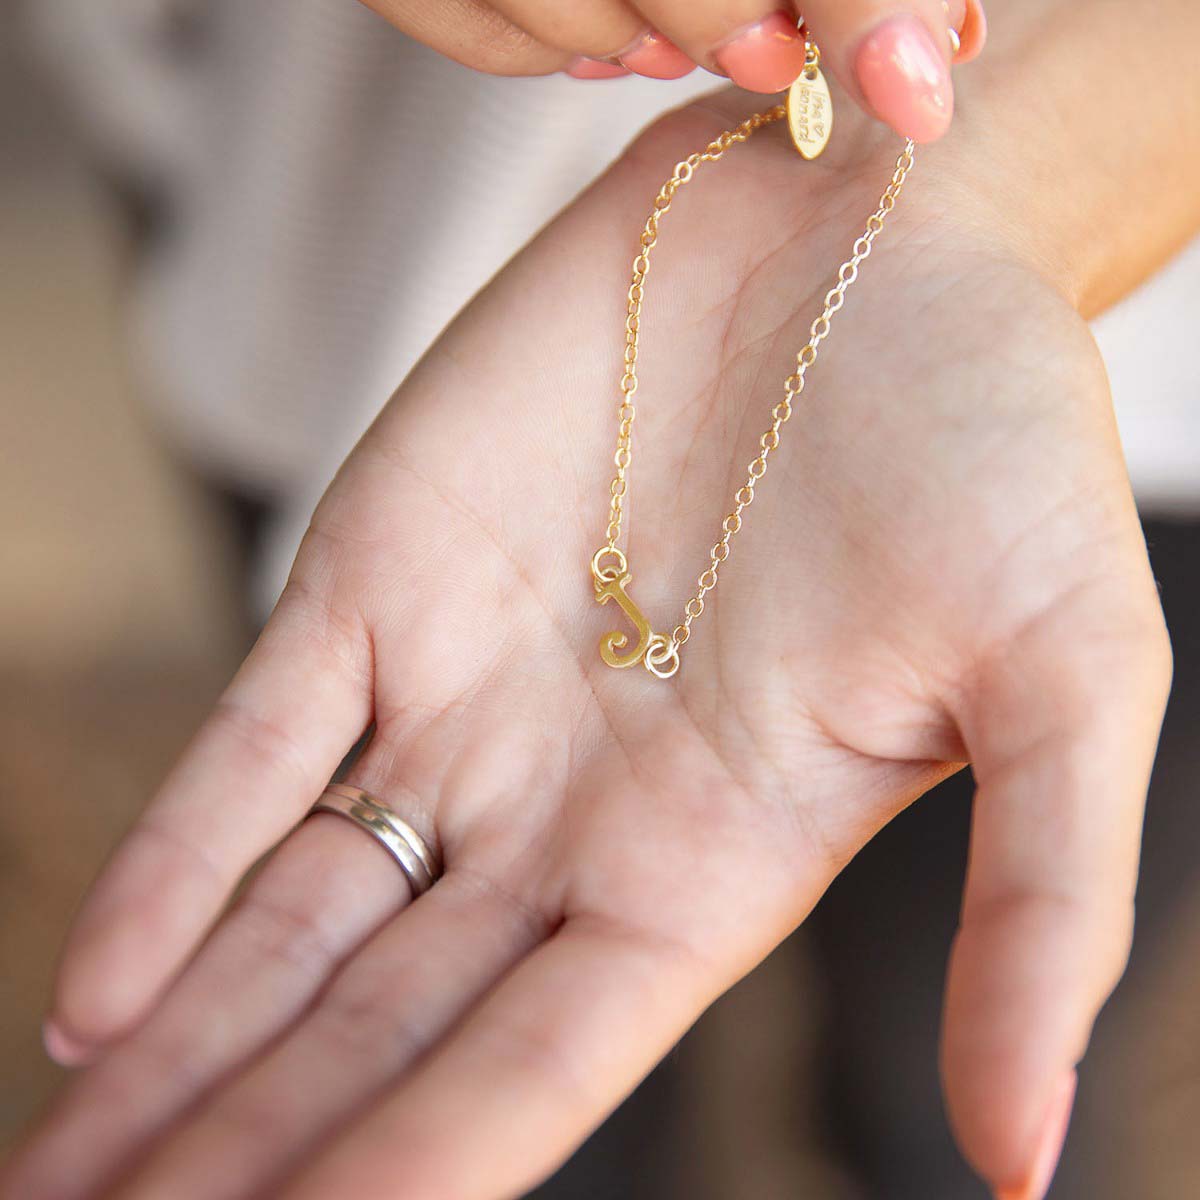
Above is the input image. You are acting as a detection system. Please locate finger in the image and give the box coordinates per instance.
[47,579,373,1055]
[107,870,548,1200]
[267,714,957,1200]
[797,0,972,141]
[359,0,567,76]
[952,0,987,64]
[487,0,694,80]
[487,0,638,59]
[942,586,1171,1197]
[275,916,736,1200]
[638,3,810,94]
[4,816,409,1200]
[639,0,983,139]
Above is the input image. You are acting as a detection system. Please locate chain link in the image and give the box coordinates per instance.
[601,107,916,657]
[603,106,786,556]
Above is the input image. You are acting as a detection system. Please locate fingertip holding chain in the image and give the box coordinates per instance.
[592,102,917,680]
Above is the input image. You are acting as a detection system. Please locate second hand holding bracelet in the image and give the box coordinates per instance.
[590,40,917,680]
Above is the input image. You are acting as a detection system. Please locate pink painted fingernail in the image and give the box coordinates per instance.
[618,30,695,80]
[941,0,987,62]
[564,56,629,80]
[994,1070,1077,1200]
[957,0,988,63]
[855,15,954,142]
[714,12,809,94]
[43,1019,96,1068]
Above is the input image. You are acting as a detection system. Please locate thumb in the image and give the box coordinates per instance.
[942,575,1170,1198]
[799,0,985,142]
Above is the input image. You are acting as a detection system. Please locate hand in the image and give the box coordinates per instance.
[4,91,1168,1200]
[360,0,986,141]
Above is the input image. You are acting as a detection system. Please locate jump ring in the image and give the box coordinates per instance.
[591,546,628,582]
[643,635,680,679]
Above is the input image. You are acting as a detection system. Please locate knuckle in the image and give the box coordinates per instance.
[132,816,226,886]
[480,1013,595,1109]
[362,0,558,75]
[960,886,1136,1004]
[1089,591,1173,711]
[312,970,431,1062]
[445,867,555,947]
[204,1088,297,1146]
[1020,579,1173,721]
[233,892,342,980]
[101,1031,211,1109]
[1098,897,1137,994]
[271,570,374,693]
[207,695,312,789]
[1131,602,1173,698]
[447,13,562,75]
[519,12,638,58]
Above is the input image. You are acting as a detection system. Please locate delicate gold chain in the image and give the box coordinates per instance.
[600,106,787,561]
[592,106,917,680]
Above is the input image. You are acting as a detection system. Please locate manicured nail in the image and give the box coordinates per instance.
[43,1019,96,1068]
[942,0,963,56]
[714,12,809,94]
[564,56,629,80]
[956,0,988,63]
[994,1070,1078,1200]
[618,30,695,80]
[855,15,954,142]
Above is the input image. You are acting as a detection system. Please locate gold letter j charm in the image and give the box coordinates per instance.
[590,548,681,679]
[594,570,652,669]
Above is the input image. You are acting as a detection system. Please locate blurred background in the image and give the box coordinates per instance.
[2,2,1199,1197]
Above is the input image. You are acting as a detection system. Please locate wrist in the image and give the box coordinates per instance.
[939,0,1200,317]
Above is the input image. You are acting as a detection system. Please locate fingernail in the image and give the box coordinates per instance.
[942,0,987,62]
[994,1070,1078,1200]
[714,12,809,94]
[855,15,954,143]
[43,1019,96,1068]
[564,56,629,80]
[957,0,988,63]
[942,0,963,56]
[618,30,695,80]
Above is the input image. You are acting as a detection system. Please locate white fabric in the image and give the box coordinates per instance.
[1095,236,1200,514]
[27,0,1200,612]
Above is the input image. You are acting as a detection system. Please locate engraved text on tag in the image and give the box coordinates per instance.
[787,68,833,160]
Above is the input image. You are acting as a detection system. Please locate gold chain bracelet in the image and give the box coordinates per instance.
[590,43,917,680]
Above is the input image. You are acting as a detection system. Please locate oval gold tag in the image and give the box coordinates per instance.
[787,68,833,160]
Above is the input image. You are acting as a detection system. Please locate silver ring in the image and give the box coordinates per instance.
[311,783,441,896]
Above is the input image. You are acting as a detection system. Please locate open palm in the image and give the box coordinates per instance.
[5,94,1169,1200]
